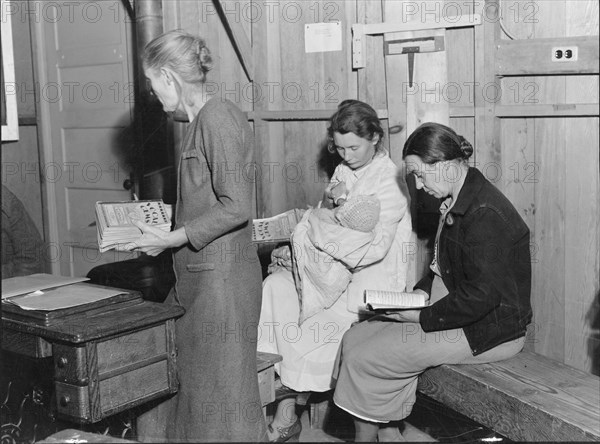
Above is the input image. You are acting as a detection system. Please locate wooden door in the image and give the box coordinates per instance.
[33,0,136,276]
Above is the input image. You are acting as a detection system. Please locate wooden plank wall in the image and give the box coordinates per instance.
[162,0,252,136]
[251,1,357,217]
[160,0,599,375]
[499,0,599,375]
[163,0,356,218]
[339,0,599,375]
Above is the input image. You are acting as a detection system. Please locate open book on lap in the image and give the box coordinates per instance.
[363,289,429,311]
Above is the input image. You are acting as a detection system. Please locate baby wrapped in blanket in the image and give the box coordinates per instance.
[291,194,381,324]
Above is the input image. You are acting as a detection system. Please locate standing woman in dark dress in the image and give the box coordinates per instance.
[125,30,267,442]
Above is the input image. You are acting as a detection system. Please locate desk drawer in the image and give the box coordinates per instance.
[55,359,173,422]
[52,319,178,423]
[2,328,52,358]
[54,324,168,384]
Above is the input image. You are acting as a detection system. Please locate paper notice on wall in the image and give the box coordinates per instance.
[305,21,342,53]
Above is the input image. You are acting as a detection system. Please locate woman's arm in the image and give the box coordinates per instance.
[183,105,255,250]
[309,169,407,268]
[419,208,522,332]
[125,104,254,255]
[123,223,188,256]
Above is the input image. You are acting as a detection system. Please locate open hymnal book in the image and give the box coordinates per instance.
[252,209,304,243]
[364,289,429,311]
[95,199,171,252]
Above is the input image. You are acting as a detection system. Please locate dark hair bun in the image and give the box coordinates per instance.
[459,136,473,159]
[196,39,213,74]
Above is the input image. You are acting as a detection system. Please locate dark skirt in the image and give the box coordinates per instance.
[136,249,267,442]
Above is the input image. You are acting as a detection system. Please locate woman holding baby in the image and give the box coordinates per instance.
[257,99,413,441]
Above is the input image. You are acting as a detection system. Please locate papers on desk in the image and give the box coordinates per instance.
[3,283,124,311]
[2,273,90,300]
[2,273,123,312]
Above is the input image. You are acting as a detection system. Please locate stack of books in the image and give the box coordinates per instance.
[95,199,171,252]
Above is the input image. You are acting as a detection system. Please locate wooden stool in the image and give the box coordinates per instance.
[307,392,332,429]
[257,351,282,408]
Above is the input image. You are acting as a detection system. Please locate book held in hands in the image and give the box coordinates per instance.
[252,209,303,243]
[95,199,171,252]
[364,289,429,311]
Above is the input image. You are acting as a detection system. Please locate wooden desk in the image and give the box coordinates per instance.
[2,288,185,424]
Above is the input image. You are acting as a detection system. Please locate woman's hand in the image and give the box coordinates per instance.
[122,219,186,256]
[324,181,348,207]
[371,289,430,323]
[377,309,422,323]
[412,288,430,303]
[268,245,293,273]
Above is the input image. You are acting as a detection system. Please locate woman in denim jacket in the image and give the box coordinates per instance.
[333,122,532,442]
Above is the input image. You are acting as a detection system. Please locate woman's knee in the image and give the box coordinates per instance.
[263,270,294,293]
[339,325,376,366]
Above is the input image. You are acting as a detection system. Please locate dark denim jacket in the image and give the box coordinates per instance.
[417,167,532,355]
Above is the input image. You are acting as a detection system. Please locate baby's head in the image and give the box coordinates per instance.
[335,195,380,232]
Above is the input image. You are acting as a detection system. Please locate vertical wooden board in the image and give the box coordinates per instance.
[383,44,408,167]
[176,1,202,38]
[449,117,475,152]
[279,15,308,110]
[529,0,567,363]
[85,342,102,421]
[254,120,286,217]
[283,121,331,211]
[499,118,536,349]
[161,0,181,29]
[564,0,599,373]
[532,118,566,363]
[381,0,413,285]
[11,0,35,118]
[383,0,450,290]
[446,26,475,109]
[498,0,536,40]
[497,34,536,237]
[357,0,387,110]
[216,2,251,110]
[473,0,498,169]
[252,0,284,217]
[498,119,536,232]
[343,1,359,101]
[499,0,541,112]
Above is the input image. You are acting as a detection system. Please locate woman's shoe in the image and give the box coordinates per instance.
[267,418,302,442]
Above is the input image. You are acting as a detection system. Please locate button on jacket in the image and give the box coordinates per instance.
[417,167,532,355]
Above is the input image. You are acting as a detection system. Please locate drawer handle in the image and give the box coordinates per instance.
[57,357,68,368]
[60,395,70,407]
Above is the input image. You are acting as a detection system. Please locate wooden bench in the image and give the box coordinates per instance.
[307,350,600,441]
[417,350,600,441]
